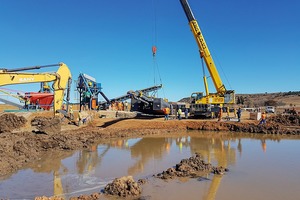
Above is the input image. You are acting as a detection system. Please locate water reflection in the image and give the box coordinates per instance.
[27,151,74,198]
[1,131,299,199]
[129,137,170,175]
[190,136,235,200]
[76,145,109,175]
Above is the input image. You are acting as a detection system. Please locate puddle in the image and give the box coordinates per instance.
[1,131,300,199]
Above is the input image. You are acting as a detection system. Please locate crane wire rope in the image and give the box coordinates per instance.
[209,45,233,90]
[151,0,166,99]
[201,57,208,81]
[214,54,233,90]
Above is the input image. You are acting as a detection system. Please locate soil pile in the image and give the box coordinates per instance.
[0,113,27,133]
[103,176,142,197]
[268,114,300,126]
[31,117,61,135]
[185,120,300,135]
[35,176,146,199]
[155,153,227,179]
[69,193,102,200]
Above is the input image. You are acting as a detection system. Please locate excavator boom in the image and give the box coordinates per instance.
[0,63,72,116]
[1,64,59,73]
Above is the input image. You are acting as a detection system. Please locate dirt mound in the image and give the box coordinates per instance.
[36,177,146,200]
[31,117,61,135]
[0,113,27,133]
[69,193,102,200]
[155,153,228,179]
[103,176,142,197]
[268,114,300,126]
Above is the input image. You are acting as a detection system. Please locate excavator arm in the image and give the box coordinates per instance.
[52,63,72,114]
[0,63,72,116]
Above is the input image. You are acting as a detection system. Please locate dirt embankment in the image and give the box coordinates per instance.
[0,112,300,180]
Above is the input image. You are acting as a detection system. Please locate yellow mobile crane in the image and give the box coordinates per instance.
[0,63,72,116]
[180,0,235,118]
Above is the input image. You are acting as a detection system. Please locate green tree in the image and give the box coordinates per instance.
[264,100,277,106]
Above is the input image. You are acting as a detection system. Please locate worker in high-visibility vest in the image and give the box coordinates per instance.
[78,111,82,126]
[163,107,170,120]
[69,105,74,120]
[259,112,267,125]
[25,99,30,110]
[218,107,223,121]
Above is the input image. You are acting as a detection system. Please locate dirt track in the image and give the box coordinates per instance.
[0,111,300,199]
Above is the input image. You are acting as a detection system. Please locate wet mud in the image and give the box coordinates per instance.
[34,154,226,199]
[0,112,299,199]
[155,153,227,180]
[103,176,143,198]
[185,116,300,135]
[0,113,27,133]
[268,114,300,126]
[31,116,62,135]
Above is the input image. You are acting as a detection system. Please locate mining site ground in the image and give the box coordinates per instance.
[0,110,300,199]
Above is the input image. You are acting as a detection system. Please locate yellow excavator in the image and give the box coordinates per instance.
[0,62,72,116]
[180,0,235,118]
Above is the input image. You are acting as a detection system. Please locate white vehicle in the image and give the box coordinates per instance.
[265,106,275,113]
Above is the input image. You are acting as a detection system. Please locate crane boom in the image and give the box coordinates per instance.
[180,0,226,95]
[180,0,235,118]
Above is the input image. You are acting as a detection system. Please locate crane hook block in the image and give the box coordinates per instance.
[152,46,157,57]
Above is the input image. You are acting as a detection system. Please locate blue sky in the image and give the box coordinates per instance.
[0,0,299,103]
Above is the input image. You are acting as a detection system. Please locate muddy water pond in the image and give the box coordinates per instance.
[1,131,300,200]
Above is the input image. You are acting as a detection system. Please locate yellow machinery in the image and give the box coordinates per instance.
[180,0,235,118]
[0,88,26,103]
[0,63,72,116]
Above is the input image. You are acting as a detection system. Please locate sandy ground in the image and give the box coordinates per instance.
[0,110,300,199]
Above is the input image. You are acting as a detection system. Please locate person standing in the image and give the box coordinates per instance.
[227,107,230,119]
[237,107,242,122]
[69,105,74,120]
[36,99,40,110]
[124,101,128,111]
[78,111,82,126]
[259,112,267,125]
[177,108,182,120]
[184,108,189,119]
[234,108,237,118]
[163,107,170,120]
[25,98,30,110]
[218,107,223,121]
